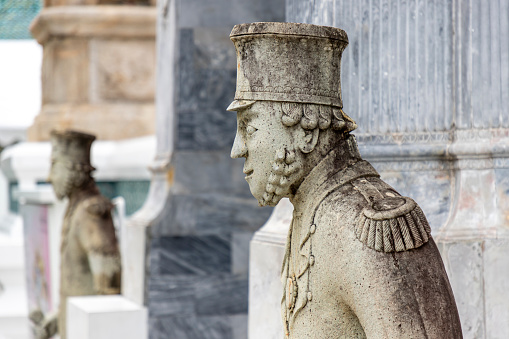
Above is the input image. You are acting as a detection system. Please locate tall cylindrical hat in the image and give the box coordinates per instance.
[227,22,349,111]
[50,130,96,171]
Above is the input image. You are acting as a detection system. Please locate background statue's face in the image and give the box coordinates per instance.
[231,101,297,205]
[48,158,72,200]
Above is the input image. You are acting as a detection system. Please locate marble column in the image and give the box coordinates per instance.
[144,0,285,338]
[249,0,509,338]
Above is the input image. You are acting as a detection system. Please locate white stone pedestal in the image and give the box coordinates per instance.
[0,217,30,339]
[248,198,292,339]
[17,186,67,315]
[67,295,147,339]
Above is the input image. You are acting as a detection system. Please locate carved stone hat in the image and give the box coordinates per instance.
[227,22,349,111]
[50,129,96,171]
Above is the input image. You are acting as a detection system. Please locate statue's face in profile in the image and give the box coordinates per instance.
[231,101,299,206]
[48,157,72,200]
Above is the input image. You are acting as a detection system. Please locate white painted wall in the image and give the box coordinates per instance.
[0,40,41,132]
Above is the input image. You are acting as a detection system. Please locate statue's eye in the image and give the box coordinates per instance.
[246,125,258,135]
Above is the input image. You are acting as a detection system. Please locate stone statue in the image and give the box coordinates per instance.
[228,22,462,338]
[30,130,121,339]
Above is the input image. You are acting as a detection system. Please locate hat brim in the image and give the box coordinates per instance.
[226,100,256,111]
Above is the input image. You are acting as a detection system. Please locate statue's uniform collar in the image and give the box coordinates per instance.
[291,148,380,222]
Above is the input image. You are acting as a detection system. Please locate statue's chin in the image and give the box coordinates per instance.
[258,193,284,207]
[53,187,68,200]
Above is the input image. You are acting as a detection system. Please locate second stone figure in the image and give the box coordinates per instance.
[31,130,121,339]
[228,22,463,338]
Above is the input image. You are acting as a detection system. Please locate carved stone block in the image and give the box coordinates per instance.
[42,39,89,104]
[28,5,156,141]
[91,40,155,103]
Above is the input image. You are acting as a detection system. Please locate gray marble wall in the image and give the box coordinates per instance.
[287,0,508,134]
[286,0,509,232]
[148,1,285,338]
[286,1,509,338]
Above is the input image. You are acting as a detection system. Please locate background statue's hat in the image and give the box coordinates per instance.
[50,129,96,170]
[227,22,349,111]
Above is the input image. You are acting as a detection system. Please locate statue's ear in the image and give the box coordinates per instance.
[296,128,319,154]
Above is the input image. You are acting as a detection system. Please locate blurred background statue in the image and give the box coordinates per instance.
[30,130,121,339]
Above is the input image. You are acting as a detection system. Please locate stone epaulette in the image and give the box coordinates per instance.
[352,178,431,253]
[356,196,431,252]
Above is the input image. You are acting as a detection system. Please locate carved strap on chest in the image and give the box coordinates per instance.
[352,178,431,252]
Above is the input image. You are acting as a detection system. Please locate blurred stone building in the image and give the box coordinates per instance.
[29,0,157,142]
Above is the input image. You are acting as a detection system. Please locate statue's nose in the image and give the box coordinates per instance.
[231,133,247,159]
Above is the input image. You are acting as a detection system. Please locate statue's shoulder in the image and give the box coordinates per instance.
[348,176,432,253]
[82,194,113,217]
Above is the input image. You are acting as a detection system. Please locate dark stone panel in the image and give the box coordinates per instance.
[178,69,237,112]
[152,193,272,236]
[192,27,237,71]
[171,151,255,197]
[149,292,195,318]
[152,235,231,275]
[177,28,236,111]
[172,151,237,194]
[150,314,233,339]
[148,317,159,339]
[178,28,196,110]
[177,105,237,151]
[175,26,238,151]
[148,274,248,317]
[148,275,199,317]
[176,111,196,153]
[178,0,285,28]
[194,274,248,316]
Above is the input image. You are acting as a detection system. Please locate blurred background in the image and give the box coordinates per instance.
[0,1,156,338]
[1,0,508,338]
[0,1,44,338]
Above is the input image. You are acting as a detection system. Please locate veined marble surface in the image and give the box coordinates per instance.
[147,0,284,338]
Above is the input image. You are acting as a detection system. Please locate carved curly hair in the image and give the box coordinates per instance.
[280,102,357,133]
[63,161,95,188]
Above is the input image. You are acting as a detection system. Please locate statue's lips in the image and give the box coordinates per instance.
[243,168,254,179]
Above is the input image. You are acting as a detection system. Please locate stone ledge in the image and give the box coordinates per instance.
[359,128,509,170]
[27,103,155,141]
[435,228,509,242]
[30,5,157,44]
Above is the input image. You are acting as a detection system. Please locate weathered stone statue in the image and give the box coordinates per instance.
[31,130,121,338]
[228,22,462,338]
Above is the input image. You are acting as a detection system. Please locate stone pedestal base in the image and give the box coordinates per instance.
[438,239,509,339]
[28,5,157,141]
